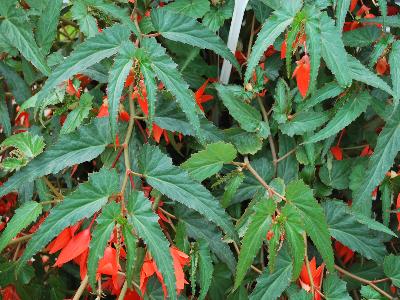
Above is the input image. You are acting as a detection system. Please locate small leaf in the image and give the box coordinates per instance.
[36,0,62,54]
[60,93,93,134]
[88,202,120,288]
[323,273,352,300]
[198,240,213,300]
[389,41,400,101]
[138,144,238,242]
[280,111,328,137]
[140,60,157,133]
[127,190,176,300]
[234,200,276,289]
[383,254,400,287]
[17,168,119,272]
[343,26,381,47]
[122,224,137,288]
[0,201,42,253]
[224,128,263,155]
[181,142,237,182]
[1,132,44,159]
[300,81,344,111]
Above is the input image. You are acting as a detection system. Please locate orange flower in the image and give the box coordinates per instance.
[292,54,310,98]
[299,257,325,300]
[195,79,214,111]
[140,247,190,298]
[376,57,389,75]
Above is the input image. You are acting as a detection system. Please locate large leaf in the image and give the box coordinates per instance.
[216,84,269,138]
[286,180,334,271]
[305,90,370,144]
[383,254,400,287]
[389,41,400,100]
[234,200,276,289]
[17,168,119,272]
[107,41,135,140]
[141,38,203,141]
[87,202,120,288]
[353,106,400,215]
[0,118,112,197]
[181,142,237,182]
[245,0,302,82]
[138,144,237,241]
[249,246,293,300]
[0,201,42,253]
[323,201,387,262]
[0,14,50,75]
[347,55,393,95]
[126,190,176,300]
[343,26,381,47]
[36,0,62,54]
[335,0,350,32]
[323,274,352,300]
[151,8,239,72]
[320,13,352,87]
[39,25,130,99]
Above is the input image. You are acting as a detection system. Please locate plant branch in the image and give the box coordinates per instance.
[276,148,297,163]
[303,232,315,295]
[73,275,88,300]
[7,234,32,246]
[334,265,394,300]
[43,177,64,199]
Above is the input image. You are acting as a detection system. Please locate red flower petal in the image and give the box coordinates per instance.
[350,0,358,11]
[54,229,90,267]
[292,54,310,98]
[396,193,400,231]
[48,227,72,254]
[330,146,343,160]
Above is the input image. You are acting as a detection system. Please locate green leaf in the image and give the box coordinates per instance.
[353,106,400,215]
[224,128,263,155]
[368,34,393,69]
[280,111,329,137]
[122,223,137,288]
[1,131,44,159]
[0,118,112,198]
[347,55,393,95]
[141,38,203,141]
[282,204,304,280]
[319,159,351,190]
[360,285,386,300]
[323,201,387,262]
[0,201,42,253]
[151,8,239,72]
[0,61,31,105]
[234,200,276,289]
[320,13,352,87]
[140,59,157,133]
[221,172,245,208]
[277,134,298,183]
[323,274,352,300]
[285,16,302,77]
[107,41,135,141]
[305,90,370,144]
[36,0,62,54]
[335,0,350,31]
[17,168,119,272]
[304,6,321,95]
[166,0,210,18]
[343,26,381,47]
[60,93,93,134]
[0,92,11,136]
[249,246,293,300]
[286,180,334,271]
[0,16,50,75]
[362,15,400,27]
[389,41,400,100]
[39,25,130,99]
[216,84,269,138]
[380,181,392,227]
[377,0,387,24]
[88,202,119,288]
[245,0,301,82]
[203,0,233,31]
[300,81,344,111]
[181,142,237,182]
[126,190,176,300]
[383,254,400,287]
[198,240,213,300]
[138,144,237,242]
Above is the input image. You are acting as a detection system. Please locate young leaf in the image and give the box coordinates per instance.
[60,93,93,134]
[305,90,371,144]
[389,41,400,101]
[39,24,130,99]
[249,245,293,300]
[234,200,276,289]
[138,144,238,242]
[0,201,42,253]
[151,8,240,72]
[17,168,119,272]
[87,202,120,288]
[383,254,400,288]
[0,118,112,197]
[141,38,203,141]
[198,240,213,300]
[107,41,135,141]
[323,274,352,300]
[320,13,352,87]
[216,84,269,138]
[126,190,176,300]
[245,0,302,82]
[181,142,237,182]
[0,15,50,75]
[286,180,334,271]
[1,132,44,159]
[353,106,400,215]
[323,201,387,262]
